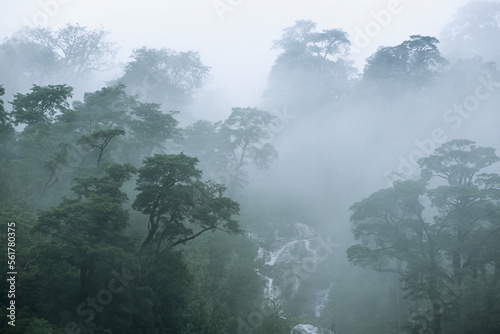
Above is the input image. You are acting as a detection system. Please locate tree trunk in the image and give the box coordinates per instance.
[138,212,161,284]
[431,301,442,334]
[453,251,462,286]
[79,260,95,301]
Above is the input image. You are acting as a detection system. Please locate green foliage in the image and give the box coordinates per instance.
[71,83,133,132]
[419,139,499,184]
[348,140,500,334]
[77,128,125,166]
[182,232,264,333]
[4,14,499,334]
[182,107,278,195]
[117,46,210,108]
[10,84,73,126]
[25,318,61,334]
[0,76,260,333]
[133,153,241,284]
[34,163,136,301]
[0,85,14,146]
[129,102,180,155]
[363,35,448,93]
[256,301,294,334]
[4,84,76,208]
[265,19,356,112]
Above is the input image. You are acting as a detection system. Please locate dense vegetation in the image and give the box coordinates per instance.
[1,2,500,333]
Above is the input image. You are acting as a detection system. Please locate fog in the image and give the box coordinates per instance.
[1,1,500,333]
[1,0,470,112]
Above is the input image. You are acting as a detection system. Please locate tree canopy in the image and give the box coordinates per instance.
[117,47,210,109]
[348,139,500,334]
[264,20,356,113]
[363,35,448,93]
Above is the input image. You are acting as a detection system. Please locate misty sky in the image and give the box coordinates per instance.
[1,0,470,111]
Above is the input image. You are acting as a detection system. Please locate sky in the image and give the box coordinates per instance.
[1,0,470,114]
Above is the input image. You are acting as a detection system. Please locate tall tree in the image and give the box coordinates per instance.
[220,107,278,194]
[440,1,500,65]
[363,35,448,94]
[132,153,241,282]
[70,83,183,166]
[8,85,75,206]
[70,84,133,167]
[77,128,125,166]
[0,24,117,95]
[35,163,136,301]
[10,84,73,127]
[347,139,500,334]
[128,102,180,157]
[0,33,59,94]
[264,20,356,113]
[71,83,132,133]
[24,23,117,76]
[0,85,14,150]
[117,47,210,109]
[182,107,278,195]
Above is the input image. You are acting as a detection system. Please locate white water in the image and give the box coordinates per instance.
[315,283,334,318]
[252,222,337,334]
[294,221,316,238]
[264,276,280,300]
[291,324,335,334]
[265,239,302,266]
[256,246,266,261]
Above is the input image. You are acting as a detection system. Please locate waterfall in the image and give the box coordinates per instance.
[265,239,302,266]
[314,283,334,318]
[291,324,335,334]
[251,221,339,334]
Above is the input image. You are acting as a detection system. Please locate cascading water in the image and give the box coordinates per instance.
[291,324,335,334]
[252,221,338,334]
[265,239,302,266]
[314,283,334,318]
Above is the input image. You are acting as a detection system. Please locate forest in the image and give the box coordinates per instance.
[1,1,500,333]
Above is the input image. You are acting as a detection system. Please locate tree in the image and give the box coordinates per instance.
[71,83,132,132]
[182,232,267,333]
[69,83,185,168]
[440,1,500,65]
[182,119,226,170]
[347,179,430,333]
[264,20,356,113]
[34,163,136,301]
[181,107,278,195]
[0,24,116,95]
[77,128,125,166]
[347,139,500,334]
[363,35,448,93]
[28,164,142,333]
[7,85,75,207]
[220,107,278,193]
[117,47,210,109]
[132,153,241,282]
[23,23,117,76]
[10,84,73,127]
[0,85,15,206]
[70,83,134,167]
[433,56,500,108]
[0,34,59,94]
[0,85,14,149]
[419,140,500,285]
[128,102,180,157]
